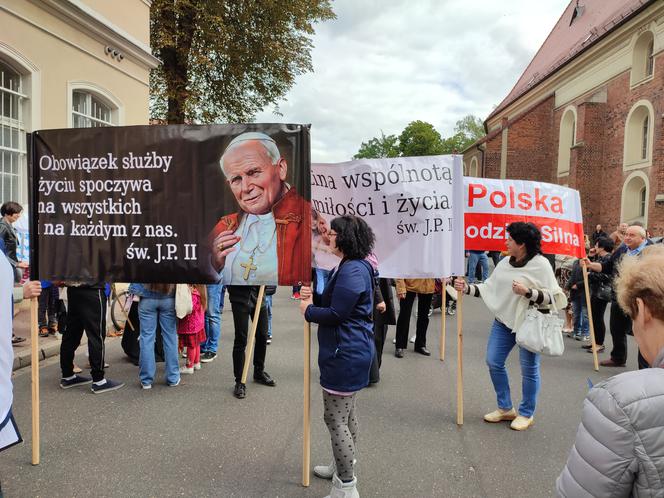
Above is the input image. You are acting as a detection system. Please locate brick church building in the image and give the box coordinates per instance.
[464,0,664,234]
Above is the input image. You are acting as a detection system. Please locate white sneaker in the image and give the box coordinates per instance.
[180,366,194,375]
[409,335,416,344]
[313,460,336,480]
[193,363,201,371]
[392,338,396,344]
[325,474,359,498]
[141,383,152,390]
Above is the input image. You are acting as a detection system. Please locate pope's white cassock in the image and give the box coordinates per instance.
[0,254,21,452]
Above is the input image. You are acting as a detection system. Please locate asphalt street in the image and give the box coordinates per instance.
[1,288,638,498]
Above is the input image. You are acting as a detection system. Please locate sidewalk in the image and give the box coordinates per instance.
[11,303,87,372]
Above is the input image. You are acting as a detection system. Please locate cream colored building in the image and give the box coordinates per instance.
[0,0,158,205]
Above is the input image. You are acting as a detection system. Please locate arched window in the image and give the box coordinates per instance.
[469,157,479,177]
[72,90,114,128]
[641,115,649,160]
[621,172,649,226]
[557,107,576,176]
[624,101,654,169]
[631,31,655,85]
[0,60,26,202]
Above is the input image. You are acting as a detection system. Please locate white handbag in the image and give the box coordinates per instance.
[175,284,193,319]
[515,292,565,356]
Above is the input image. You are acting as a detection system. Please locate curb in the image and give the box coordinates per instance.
[12,337,90,372]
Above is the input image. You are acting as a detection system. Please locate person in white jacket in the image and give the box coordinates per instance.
[455,222,566,431]
[1,253,40,496]
[556,246,664,497]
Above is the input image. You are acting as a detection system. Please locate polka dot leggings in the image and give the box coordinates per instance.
[323,390,358,481]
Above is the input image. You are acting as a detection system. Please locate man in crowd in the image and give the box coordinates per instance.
[59,283,124,393]
[591,224,607,246]
[226,285,275,399]
[210,132,310,286]
[586,225,651,369]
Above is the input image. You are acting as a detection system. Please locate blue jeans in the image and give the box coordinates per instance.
[265,294,273,338]
[486,320,541,418]
[467,251,489,283]
[201,283,224,353]
[572,295,589,336]
[138,297,179,386]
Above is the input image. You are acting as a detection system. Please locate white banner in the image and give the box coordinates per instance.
[311,155,465,278]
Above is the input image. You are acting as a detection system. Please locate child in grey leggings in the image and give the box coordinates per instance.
[323,391,358,481]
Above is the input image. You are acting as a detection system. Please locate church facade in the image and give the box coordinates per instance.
[464,0,664,234]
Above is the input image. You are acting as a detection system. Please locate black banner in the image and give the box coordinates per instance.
[30,124,311,285]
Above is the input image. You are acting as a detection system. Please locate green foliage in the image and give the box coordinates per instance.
[150,0,336,124]
[353,132,400,159]
[354,115,485,159]
[397,120,445,157]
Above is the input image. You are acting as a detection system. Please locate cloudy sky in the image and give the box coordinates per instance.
[256,0,571,162]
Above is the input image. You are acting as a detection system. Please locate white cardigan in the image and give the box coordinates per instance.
[473,254,567,331]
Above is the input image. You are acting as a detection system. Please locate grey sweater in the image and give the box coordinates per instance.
[556,348,664,497]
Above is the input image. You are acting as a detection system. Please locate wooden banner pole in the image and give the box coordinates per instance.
[456,284,464,426]
[440,281,447,361]
[581,264,599,372]
[30,297,40,465]
[240,285,266,384]
[302,320,311,487]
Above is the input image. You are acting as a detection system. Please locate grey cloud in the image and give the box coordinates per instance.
[256,0,569,162]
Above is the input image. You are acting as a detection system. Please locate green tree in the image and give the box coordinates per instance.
[397,120,445,157]
[441,115,485,153]
[353,131,400,159]
[150,0,335,124]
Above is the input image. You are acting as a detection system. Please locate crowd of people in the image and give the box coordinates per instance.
[4,201,664,497]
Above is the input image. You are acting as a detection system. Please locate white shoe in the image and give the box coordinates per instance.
[409,335,416,344]
[325,474,359,498]
[180,366,194,375]
[313,460,336,480]
[510,415,534,431]
[193,363,201,371]
[392,338,396,344]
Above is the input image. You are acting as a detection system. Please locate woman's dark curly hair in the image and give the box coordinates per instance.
[330,215,375,260]
[506,222,541,260]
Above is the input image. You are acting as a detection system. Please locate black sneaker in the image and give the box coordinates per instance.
[90,378,125,394]
[200,351,217,363]
[60,375,93,389]
[233,382,246,399]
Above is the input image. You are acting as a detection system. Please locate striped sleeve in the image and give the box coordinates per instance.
[466,284,481,297]
[530,289,552,305]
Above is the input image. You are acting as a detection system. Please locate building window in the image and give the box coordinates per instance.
[624,101,654,169]
[0,61,26,203]
[557,108,576,176]
[72,90,113,128]
[631,31,655,85]
[641,115,649,160]
[469,157,479,177]
[646,39,654,77]
[621,173,649,226]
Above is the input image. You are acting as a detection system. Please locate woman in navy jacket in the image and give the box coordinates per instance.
[300,215,375,498]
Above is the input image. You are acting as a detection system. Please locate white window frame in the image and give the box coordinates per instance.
[557,106,577,177]
[0,43,40,207]
[623,100,655,171]
[620,171,649,226]
[630,29,656,87]
[67,81,124,128]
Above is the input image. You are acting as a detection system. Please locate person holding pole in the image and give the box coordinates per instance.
[226,285,274,399]
[454,222,566,431]
[1,255,40,464]
[556,245,664,497]
[582,237,614,354]
[299,215,375,498]
[584,225,651,369]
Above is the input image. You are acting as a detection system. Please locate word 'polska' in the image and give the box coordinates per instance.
[39,152,174,174]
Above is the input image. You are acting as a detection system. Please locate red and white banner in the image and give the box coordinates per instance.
[464,178,585,258]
